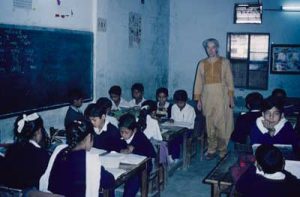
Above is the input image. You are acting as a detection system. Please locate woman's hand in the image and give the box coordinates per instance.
[197,99,202,111]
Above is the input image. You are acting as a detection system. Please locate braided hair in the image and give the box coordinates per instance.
[63,120,94,160]
[138,100,157,132]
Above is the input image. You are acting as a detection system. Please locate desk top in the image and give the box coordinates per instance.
[160,125,187,141]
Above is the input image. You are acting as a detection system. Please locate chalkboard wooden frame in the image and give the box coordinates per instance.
[0,24,93,119]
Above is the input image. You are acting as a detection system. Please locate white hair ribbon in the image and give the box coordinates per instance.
[141,105,149,110]
[17,113,39,133]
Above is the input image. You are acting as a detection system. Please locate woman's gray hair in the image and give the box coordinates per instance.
[202,38,219,49]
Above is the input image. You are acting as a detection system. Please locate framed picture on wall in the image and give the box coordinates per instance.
[271,44,300,74]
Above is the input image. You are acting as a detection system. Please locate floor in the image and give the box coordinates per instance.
[160,156,219,197]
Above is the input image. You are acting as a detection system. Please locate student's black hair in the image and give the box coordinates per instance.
[138,100,157,131]
[118,113,138,131]
[84,103,106,119]
[261,96,284,114]
[63,120,94,159]
[96,97,112,112]
[173,89,188,102]
[245,92,263,110]
[156,87,169,97]
[272,88,287,99]
[109,85,122,96]
[131,83,144,93]
[14,113,44,142]
[68,88,83,104]
[255,144,284,174]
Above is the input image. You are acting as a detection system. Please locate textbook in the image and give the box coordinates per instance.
[100,151,147,168]
[285,160,300,179]
[161,121,193,129]
[89,147,107,156]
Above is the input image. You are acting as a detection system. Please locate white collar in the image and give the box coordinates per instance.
[256,116,287,136]
[157,102,169,108]
[250,109,260,112]
[29,139,41,148]
[94,119,109,135]
[70,105,81,113]
[133,98,145,106]
[125,132,136,144]
[256,166,285,180]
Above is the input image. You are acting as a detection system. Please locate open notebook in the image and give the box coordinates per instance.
[285,160,300,179]
[160,121,193,129]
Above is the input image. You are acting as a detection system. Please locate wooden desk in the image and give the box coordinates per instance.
[110,108,140,120]
[102,157,149,197]
[203,153,237,197]
[160,125,189,170]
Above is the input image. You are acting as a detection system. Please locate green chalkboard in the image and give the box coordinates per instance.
[0,24,93,118]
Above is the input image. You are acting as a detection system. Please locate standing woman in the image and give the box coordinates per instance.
[193,38,235,159]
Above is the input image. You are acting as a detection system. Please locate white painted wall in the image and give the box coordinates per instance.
[168,0,300,99]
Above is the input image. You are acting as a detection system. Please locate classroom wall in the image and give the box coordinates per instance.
[95,0,169,100]
[0,0,170,142]
[168,0,300,100]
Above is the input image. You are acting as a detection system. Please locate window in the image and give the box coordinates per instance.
[227,33,270,89]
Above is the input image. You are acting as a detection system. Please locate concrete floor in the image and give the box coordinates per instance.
[160,156,219,197]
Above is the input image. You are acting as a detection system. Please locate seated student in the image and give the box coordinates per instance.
[139,100,163,141]
[2,113,50,190]
[250,96,298,148]
[156,87,172,119]
[84,103,124,152]
[41,120,115,197]
[64,89,85,129]
[118,113,156,197]
[108,85,129,110]
[128,83,146,108]
[168,90,196,162]
[231,92,263,144]
[236,144,300,197]
[271,88,294,116]
[170,89,196,129]
[96,97,119,128]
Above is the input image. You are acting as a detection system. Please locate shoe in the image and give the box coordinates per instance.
[205,152,217,160]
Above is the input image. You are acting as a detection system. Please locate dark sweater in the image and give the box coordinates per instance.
[93,123,126,152]
[236,165,300,197]
[49,149,115,197]
[64,106,85,129]
[250,121,297,146]
[2,142,50,189]
[231,111,261,144]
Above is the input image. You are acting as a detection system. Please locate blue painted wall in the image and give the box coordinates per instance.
[0,0,170,142]
[168,0,300,100]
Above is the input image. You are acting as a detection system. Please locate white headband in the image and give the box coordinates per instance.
[17,113,39,133]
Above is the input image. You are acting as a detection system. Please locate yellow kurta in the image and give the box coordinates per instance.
[193,57,234,156]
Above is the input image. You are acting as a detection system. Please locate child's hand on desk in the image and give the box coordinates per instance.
[120,145,134,154]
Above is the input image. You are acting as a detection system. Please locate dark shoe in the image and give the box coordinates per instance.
[205,152,217,160]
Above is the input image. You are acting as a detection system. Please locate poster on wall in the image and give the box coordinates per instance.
[129,12,141,48]
[271,44,300,74]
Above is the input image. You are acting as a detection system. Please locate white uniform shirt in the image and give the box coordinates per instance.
[106,115,119,128]
[143,115,163,141]
[171,103,196,129]
[111,97,130,110]
[128,98,146,108]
